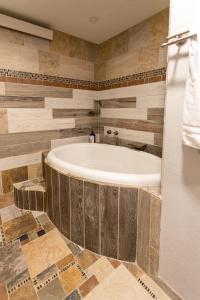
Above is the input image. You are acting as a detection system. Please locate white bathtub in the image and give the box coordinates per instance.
[46,143,161,186]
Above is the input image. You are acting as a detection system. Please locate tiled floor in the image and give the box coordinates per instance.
[0,202,172,300]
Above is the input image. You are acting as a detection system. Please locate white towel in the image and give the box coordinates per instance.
[183,35,200,149]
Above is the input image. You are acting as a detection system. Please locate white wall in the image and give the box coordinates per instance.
[159,1,200,300]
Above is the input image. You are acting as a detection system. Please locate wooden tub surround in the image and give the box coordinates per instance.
[14,161,161,278]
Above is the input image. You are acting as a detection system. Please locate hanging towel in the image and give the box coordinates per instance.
[183,35,200,149]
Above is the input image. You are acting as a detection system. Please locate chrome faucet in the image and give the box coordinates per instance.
[113,131,119,136]
[107,130,112,134]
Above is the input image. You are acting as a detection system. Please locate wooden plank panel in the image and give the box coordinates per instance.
[0,96,44,108]
[100,185,118,258]
[147,108,164,122]
[60,174,70,238]
[23,191,29,210]
[71,177,84,247]
[17,189,24,209]
[53,109,98,118]
[0,141,51,159]
[75,116,98,129]
[154,133,163,146]
[137,189,151,273]
[44,163,53,221]
[7,117,75,133]
[4,82,73,98]
[84,181,99,253]
[52,169,60,228]
[118,187,138,261]
[0,130,60,146]
[29,190,36,211]
[99,97,136,108]
[36,192,44,211]
[101,118,163,133]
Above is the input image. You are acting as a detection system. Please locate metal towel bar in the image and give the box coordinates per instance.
[161,30,197,47]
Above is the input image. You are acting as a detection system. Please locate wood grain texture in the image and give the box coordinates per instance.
[36,192,44,211]
[98,97,136,108]
[0,96,44,108]
[118,187,138,261]
[2,166,28,193]
[29,190,36,211]
[100,185,118,258]
[0,130,59,146]
[75,116,98,129]
[0,141,51,158]
[51,169,60,228]
[84,181,99,253]
[101,118,163,133]
[23,191,29,210]
[137,189,151,273]
[44,164,53,220]
[53,109,98,118]
[60,174,70,237]
[4,82,73,98]
[70,177,84,247]
[147,108,164,122]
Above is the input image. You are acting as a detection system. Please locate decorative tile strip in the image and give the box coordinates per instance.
[138,278,158,299]
[8,276,31,294]
[0,68,166,91]
[34,260,86,291]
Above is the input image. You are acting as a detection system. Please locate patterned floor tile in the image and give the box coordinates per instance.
[0,192,14,209]
[3,212,37,243]
[22,228,72,278]
[0,240,27,284]
[123,261,144,279]
[0,282,8,300]
[65,289,82,300]
[37,278,66,300]
[79,275,99,297]
[7,269,30,294]
[56,254,75,270]
[67,242,82,256]
[138,273,171,300]
[0,205,22,223]
[59,264,85,295]
[9,281,38,300]
[84,264,152,300]
[108,258,122,269]
[87,257,114,283]
[76,250,98,270]
[33,264,59,289]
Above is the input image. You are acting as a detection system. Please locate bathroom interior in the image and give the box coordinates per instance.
[0,0,200,299]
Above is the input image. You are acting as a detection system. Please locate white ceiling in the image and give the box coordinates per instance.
[0,0,169,44]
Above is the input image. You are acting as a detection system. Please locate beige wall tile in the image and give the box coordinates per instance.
[0,44,39,73]
[128,18,150,51]
[0,108,8,134]
[39,50,60,76]
[49,30,96,62]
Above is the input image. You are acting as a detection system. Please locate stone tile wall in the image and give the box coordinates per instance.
[95,9,169,80]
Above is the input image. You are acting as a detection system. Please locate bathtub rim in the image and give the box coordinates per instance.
[46,143,161,188]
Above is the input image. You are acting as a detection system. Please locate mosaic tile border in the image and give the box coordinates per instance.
[0,68,166,91]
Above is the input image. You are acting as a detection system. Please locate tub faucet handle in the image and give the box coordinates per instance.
[113,131,119,136]
[107,130,112,134]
